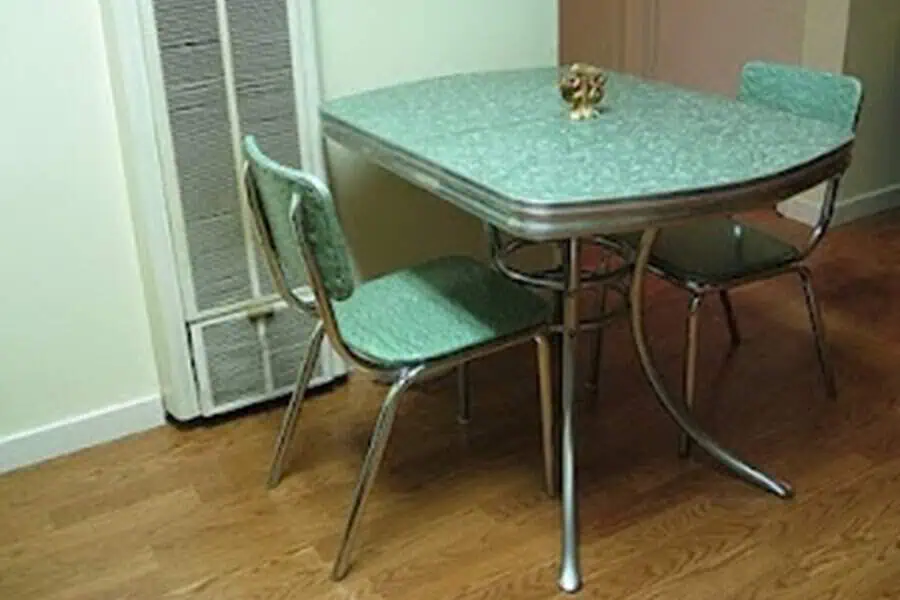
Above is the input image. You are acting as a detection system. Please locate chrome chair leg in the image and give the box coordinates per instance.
[331,365,425,581]
[457,363,471,424]
[719,290,741,346]
[267,322,325,489]
[679,294,703,458]
[535,334,557,497]
[796,266,837,400]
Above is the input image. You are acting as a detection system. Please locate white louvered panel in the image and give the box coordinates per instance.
[101,0,346,420]
[265,304,320,390]
[227,0,305,297]
[195,312,266,408]
[153,0,253,313]
[190,300,332,413]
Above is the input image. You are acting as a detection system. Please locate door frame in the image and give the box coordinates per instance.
[622,0,659,77]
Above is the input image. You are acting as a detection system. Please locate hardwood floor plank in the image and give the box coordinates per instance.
[4,210,900,598]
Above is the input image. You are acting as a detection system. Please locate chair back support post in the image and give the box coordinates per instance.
[737,61,863,258]
[242,163,317,316]
[241,136,365,369]
[801,95,863,259]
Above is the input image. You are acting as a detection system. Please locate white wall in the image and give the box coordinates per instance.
[0,1,159,450]
[0,0,556,468]
[651,0,807,95]
[316,0,559,278]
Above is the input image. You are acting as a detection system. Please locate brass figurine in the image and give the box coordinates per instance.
[559,63,607,120]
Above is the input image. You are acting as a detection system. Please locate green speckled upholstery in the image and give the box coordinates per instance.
[609,62,863,284]
[243,137,550,367]
[738,61,862,131]
[323,67,853,209]
[335,255,551,365]
[243,136,355,300]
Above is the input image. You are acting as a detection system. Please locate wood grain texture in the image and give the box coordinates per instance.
[4,211,900,598]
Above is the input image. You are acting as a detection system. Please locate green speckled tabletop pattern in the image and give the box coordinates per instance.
[321,66,854,237]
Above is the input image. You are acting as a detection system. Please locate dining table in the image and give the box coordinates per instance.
[318,65,856,593]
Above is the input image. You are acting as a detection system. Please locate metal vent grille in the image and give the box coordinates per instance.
[199,314,266,407]
[228,0,304,297]
[190,302,328,411]
[153,0,253,312]
[266,306,320,390]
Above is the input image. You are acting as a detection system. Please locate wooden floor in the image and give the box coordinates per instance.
[5,211,900,599]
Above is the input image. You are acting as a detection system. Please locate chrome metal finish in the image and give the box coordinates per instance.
[245,147,560,581]
[796,266,837,400]
[487,225,631,292]
[719,290,741,347]
[241,163,318,318]
[267,322,326,488]
[457,364,471,424]
[535,334,557,497]
[558,238,582,594]
[322,114,853,242]
[801,179,840,260]
[679,294,703,459]
[630,229,794,499]
[332,365,425,581]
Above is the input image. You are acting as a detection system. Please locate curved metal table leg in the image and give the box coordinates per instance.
[630,228,794,499]
[558,238,582,593]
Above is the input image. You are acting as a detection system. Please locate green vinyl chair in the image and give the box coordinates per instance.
[597,61,864,457]
[240,136,556,580]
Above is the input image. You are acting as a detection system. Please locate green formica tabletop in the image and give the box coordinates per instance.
[320,66,854,241]
[319,65,857,594]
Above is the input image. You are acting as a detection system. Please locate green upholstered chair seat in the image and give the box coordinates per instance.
[333,255,551,365]
[610,218,800,284]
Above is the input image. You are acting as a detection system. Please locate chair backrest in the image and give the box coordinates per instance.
[737,61,863,254]
[241,135,356,322]
[737,61,863,132]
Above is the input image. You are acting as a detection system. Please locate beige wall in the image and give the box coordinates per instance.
[560,0,898,221]
[316,0,558,278]
[651,0,807,95]
[0,0,159,437]
[840,0,900,198]
[559,0,625,69]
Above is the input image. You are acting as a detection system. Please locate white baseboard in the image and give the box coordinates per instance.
[0,395,165,475]
[778,183,900,227]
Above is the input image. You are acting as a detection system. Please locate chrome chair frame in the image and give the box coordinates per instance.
[485,225,634,417]
[241,155,556,581]
[595,91,863,458]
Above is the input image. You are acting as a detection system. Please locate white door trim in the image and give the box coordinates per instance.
[98,0,199,420]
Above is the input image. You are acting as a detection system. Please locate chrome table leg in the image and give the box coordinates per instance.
[558,237,582,593]
[630,228,793,499]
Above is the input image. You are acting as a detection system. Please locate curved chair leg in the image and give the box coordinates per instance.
[535,334,557,497]
[719,290,741,347]
[332,365,425,581]
[679,294,704,458]
[457,363,471,424]
[796,266,837,400]
[267,322,326,489]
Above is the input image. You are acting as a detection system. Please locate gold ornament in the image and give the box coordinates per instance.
[559,63,607,120]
